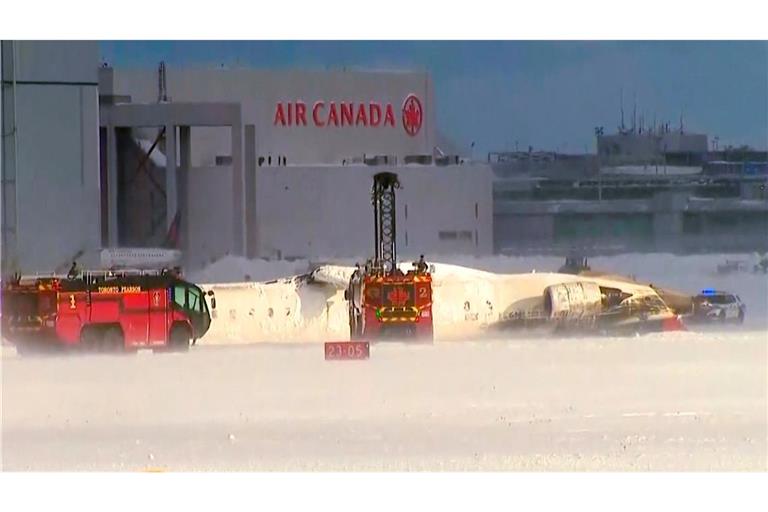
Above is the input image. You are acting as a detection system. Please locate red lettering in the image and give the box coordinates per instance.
[340,102,353,126]
[273,103,286,126]
[355,103,368,126]
[384,104,395,127]
[284,100,397,128]
[369,103,382,127]
[295,101,307,126]
[328,102,339,126]
[312,101,325,127]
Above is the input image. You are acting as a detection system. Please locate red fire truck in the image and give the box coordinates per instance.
[1,269,212,355]
[345,172,434,341]
[347,267,433,340]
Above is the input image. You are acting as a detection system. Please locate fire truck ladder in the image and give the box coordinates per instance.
[372,172,400,273]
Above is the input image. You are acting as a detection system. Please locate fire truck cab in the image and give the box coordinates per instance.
[1,269,212,354]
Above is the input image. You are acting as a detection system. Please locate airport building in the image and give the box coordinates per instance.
[2,41,491,274]
[491,129,768,255]
[100,64,492,270]
[2,41,766,274]
[1,41,101,273]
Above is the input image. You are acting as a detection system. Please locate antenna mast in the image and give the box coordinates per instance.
[632,92,637,133]
[158,61,168,103]
[620,87,625,131]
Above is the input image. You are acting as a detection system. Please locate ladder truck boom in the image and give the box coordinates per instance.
[372,172,400,273]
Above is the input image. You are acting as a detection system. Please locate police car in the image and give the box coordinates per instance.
[692,289,746,324]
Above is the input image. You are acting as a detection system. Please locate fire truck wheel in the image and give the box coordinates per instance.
[102,327,125,353]
[80,327,100,352]
[169,324,191,352]
[15,341,44,357]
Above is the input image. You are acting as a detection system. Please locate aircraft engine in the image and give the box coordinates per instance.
[544,282,603,320]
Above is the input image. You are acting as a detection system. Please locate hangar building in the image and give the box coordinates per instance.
[2,42,493,274]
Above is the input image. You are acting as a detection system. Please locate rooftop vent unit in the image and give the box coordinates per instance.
[99,94,132,106]
[364,155,397,166]
[404,154,433,166]
[158,61,169,103]
[435,155,462,166]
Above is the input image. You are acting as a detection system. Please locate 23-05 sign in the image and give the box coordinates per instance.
[324,341,370,360]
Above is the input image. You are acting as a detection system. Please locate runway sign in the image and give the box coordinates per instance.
[324,341,370,360]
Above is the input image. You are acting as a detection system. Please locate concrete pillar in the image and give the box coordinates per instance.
[178,126,191,256]
[740,181,764,200]
[652,191,685,252]
[165,124,177,231]
[244,124,256,258]
[231,120,244,255]
[653,212,683,249]
[107,126,119,247]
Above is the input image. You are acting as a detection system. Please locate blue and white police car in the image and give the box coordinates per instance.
[692,289,746,324]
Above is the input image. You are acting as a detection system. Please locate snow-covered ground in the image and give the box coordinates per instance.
[2,331,765,471]
[2,252,766,471]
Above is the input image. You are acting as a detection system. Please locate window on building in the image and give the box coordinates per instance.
[439,230,473,241]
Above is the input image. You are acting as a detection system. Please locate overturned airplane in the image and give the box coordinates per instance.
[197,260,707,344]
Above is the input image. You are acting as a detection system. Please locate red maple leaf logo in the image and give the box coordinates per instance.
[402,94,423,136]
[386,287,410,306]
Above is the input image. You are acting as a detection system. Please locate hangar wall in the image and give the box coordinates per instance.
[1,41,101,274]
[187,165,233,268]
[185,164,493,270]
